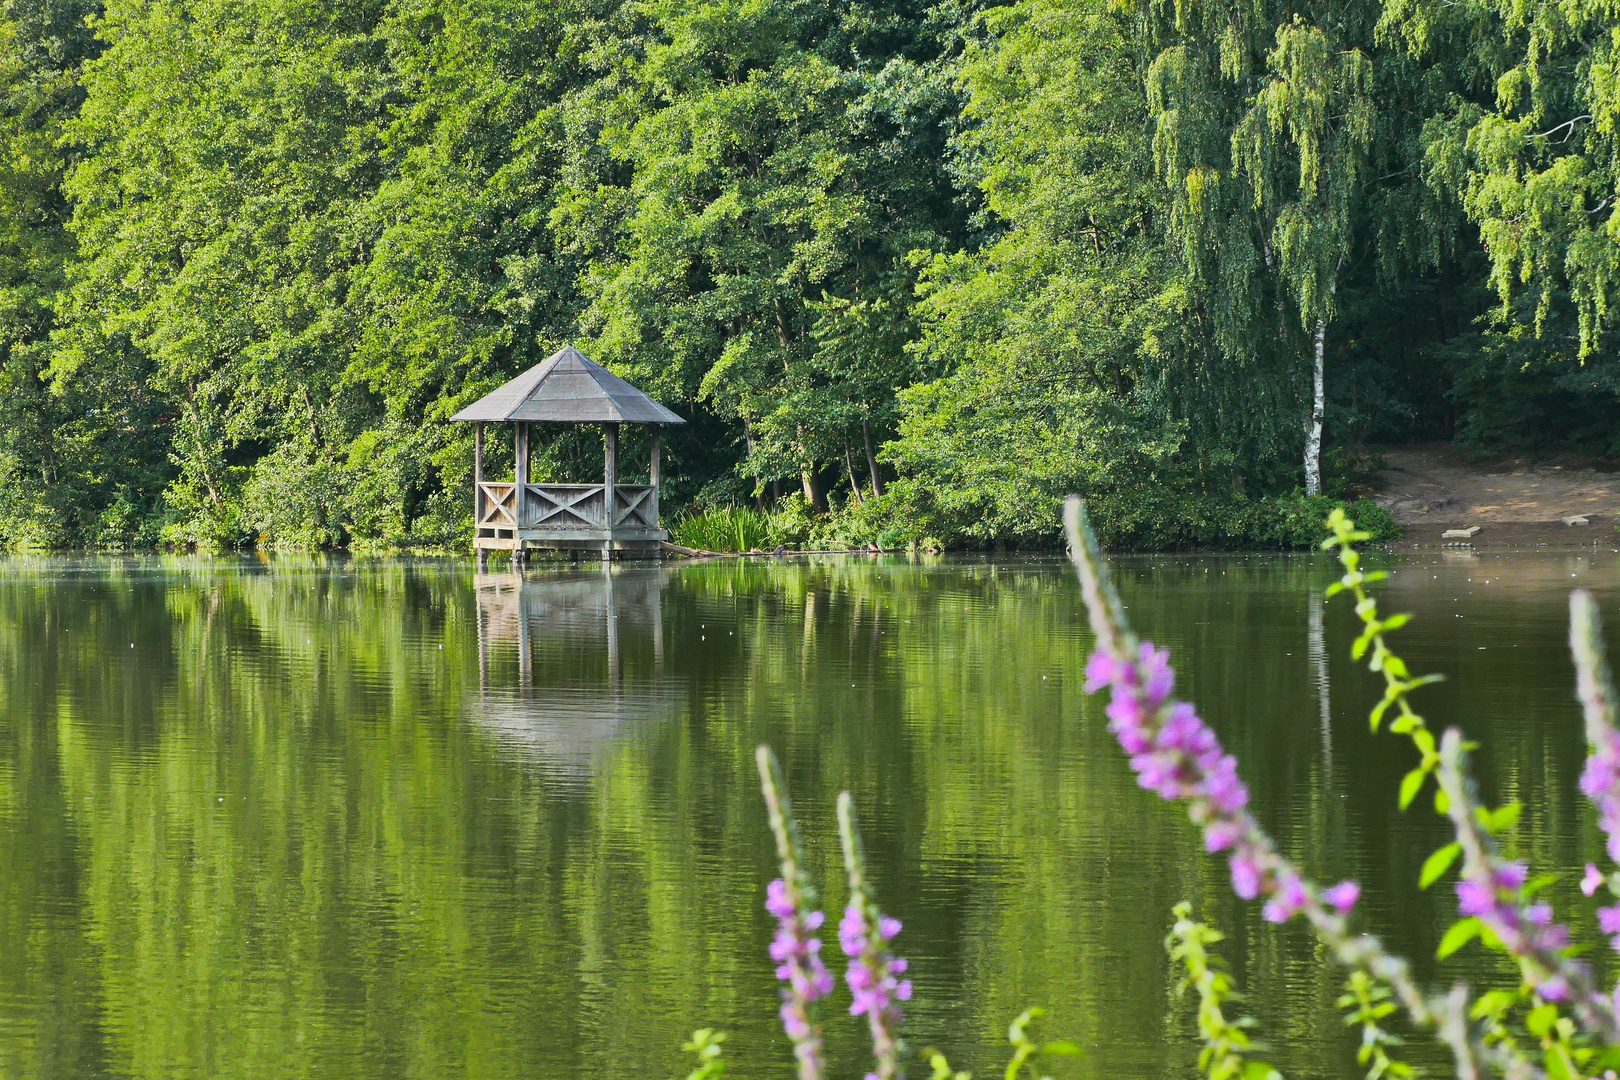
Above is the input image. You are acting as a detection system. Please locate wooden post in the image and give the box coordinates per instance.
[514,422,528,535]
[474,421,485,531]
[649,426,661,535]
[603,423,618,558]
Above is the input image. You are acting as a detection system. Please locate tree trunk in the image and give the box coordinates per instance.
[844,443,864,507]
[862,419,884,498]
[801,469,826,512]
[1304,315,1326,496]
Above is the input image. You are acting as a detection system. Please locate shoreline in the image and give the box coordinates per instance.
[3,520,1617,558]
[1387,518,1619,552]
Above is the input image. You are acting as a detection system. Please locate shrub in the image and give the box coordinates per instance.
[1229,493,1400,548]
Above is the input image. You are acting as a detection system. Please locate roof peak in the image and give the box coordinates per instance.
[449,346,685,424]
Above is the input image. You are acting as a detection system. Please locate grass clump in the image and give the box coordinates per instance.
[671,506,781,552]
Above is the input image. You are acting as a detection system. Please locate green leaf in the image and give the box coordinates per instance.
[1241,1062,1281,1080]
[1383,656,1408,679]
[1419,843,1461,889]
[1380,612,1409,633]
[1041,1041,1083,1057]
[1524,873,1557,897]
[1351,630,1374,660]
[1527,1002,1559,1038]
[1469,989,1519,1020]
[1437,917,1481,959]
[1398,767,1426,810]
[1433,787,1450,814]
[1484,802,1522,834]
[1410,728,1435,756]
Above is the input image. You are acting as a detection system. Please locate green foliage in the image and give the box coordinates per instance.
[0,0,1613,551]
[1328,510,1613,1072]
[1002,1008,1083,1080]
[675,1029,727,1080]
[670,505,782,553]
[1231,495,1398,549]
[556,0,962,508]
[1336,971,1414,1079]
[825,482,1396,551]
[1165,902,1283,1080]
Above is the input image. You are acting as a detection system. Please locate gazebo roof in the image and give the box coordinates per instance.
[449,346,685,424]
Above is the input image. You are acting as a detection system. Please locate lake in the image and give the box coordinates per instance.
[0,549,1616,1079]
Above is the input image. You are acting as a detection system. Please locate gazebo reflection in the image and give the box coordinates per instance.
[471,566,670,769]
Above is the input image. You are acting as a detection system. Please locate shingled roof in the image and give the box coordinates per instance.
[449,346,685,424]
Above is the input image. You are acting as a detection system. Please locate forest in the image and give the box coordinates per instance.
[0,0,1616,551]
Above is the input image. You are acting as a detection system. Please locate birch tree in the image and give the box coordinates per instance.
[1147,4,1372,494]
[1235,20,1373,494]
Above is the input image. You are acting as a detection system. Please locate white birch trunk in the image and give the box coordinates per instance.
[1304,314,1326,496]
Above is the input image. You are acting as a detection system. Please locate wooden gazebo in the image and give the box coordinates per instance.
[451,346,684,563]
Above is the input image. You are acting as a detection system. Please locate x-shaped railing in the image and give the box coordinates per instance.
[530,485,605,529]
[478,483,518,529]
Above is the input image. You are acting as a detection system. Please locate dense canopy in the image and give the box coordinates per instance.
[0,0,1614,550]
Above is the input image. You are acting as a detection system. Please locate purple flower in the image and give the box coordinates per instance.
[1084,651,1122,693]
[1573,595,1620,967]
[757,747,831,1080]
[767,877,795,919]
[1200,755,1249,813]
[1495,862,1528,891]
[1581,742,1620,859]
[1230,854,1262,900]
[1079,632,1365,968]
[1599,905,1620,936]
[836,791,910,1080]
[1204,821,1242,853]
[841,902,912,1019]
[1455,879,1494,917]
[1324,881,1361,914]
[1446,838,1582,999]
[1138,641,1174,703]
[766,878,835,1003]
[1263,874,1309,924]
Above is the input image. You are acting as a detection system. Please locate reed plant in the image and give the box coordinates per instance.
[670,506,781,552]
[682,500,1620,1080]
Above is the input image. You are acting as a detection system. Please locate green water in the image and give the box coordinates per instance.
[1,550,1617,1079]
